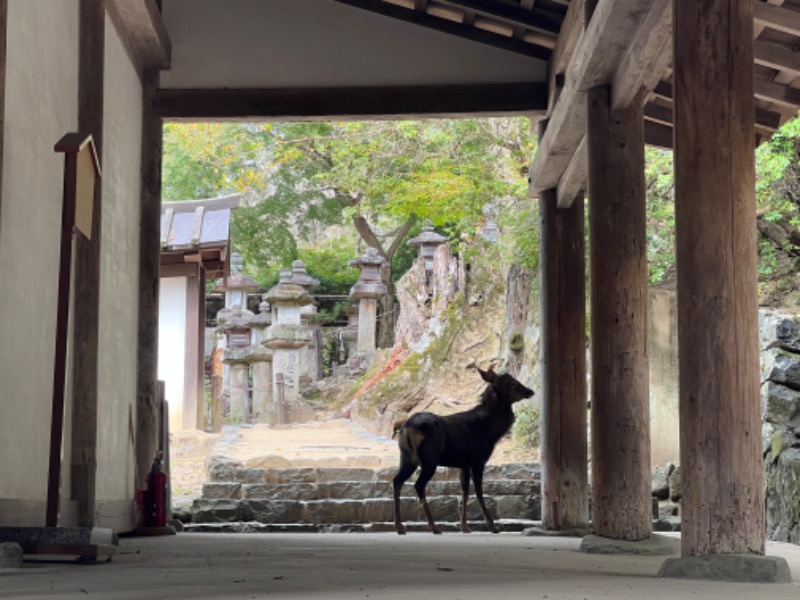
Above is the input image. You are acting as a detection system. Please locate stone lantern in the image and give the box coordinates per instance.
[407,225,448,272]
[340,303,360,363]
[218,305,254,423]
[349,248,387,355]
[248,297,274,422]
[264,270,313,424]
[290,260,322,384]
[481,204,500,242]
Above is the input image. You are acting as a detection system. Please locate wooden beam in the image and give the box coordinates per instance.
[70,0,104,529]
[160,262,200,278]
[611,0,671,109]
[436,0,562,34]
[154,83,549,121]
[644,119,673,149]
[335,0,552,59]
[754,77,800,108]
[556,135,587,207]
[106,0,170,69]
[531,0,655,194]
[754,40,800,77]
[752,0,800,37]
[547,0,584,112]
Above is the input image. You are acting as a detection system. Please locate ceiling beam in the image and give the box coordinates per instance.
[644,120,673,149]
[436,0,563,34]
[106,0,170,70]
[754,78,800,108]
[752,0,800,37]
[531,0,659,196]
[556,135,587,207]
[153,83,549,121]
[547,0,584,112]
[335,0,552,59]
[754,40,800,77]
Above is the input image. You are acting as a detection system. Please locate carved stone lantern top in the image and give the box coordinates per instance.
[250,296,272,329]
[264,270,313,307]
[349,247,387,299]
[290,260,320,291]
[407,225,448,268]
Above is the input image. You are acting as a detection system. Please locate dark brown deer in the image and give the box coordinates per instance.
[392,366,534,535]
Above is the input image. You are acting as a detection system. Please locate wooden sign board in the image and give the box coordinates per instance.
[54,132,101,239]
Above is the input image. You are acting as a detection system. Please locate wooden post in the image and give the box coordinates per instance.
[197,267,207,429]
[587,85,651,541]
[183,268,200,430]
[136,69,162,492]
[539,190,589,530]
[0,0,7,239]
[673,0,764,556]
[70,0,104,529]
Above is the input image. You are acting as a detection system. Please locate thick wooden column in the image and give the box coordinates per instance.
[0,0,7,238]
[587,86,651,541]
[539,190,589,530]
[184,268,200,431]
[674,0,763,556]
[70,0,104,528]
[136,69,162,491]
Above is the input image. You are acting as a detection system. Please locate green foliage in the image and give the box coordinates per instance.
[512,401,541,449]
[301,238,360,295]
[644,148,676,285]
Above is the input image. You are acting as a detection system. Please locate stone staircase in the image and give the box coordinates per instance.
[186,459,542,533]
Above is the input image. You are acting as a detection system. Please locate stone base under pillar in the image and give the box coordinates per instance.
[580,533,679,556]
[522,526,590,538]
[658,553,791,583]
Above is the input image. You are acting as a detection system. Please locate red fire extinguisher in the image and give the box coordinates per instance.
[145,451,168,527]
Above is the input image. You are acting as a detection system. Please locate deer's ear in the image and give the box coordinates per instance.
[478,367,497,384]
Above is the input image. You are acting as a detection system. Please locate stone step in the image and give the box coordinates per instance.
[192,495,542,525]
[183,519,539,534]
[207,460,541,486]
[202,479,542,501]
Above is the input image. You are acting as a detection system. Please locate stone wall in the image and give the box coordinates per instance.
[761,310,800,543]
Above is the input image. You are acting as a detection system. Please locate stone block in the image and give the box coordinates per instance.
[362,498,394,522]
[264,468,319,484]
[495,495,540,520]
[244,455,293,469]
[234,467,267,484]
[316,468,374,482]
[240,500,303,524]
[762,348,800,390]
[428,496,461,521]
[322,481,381,500]
[302,500,363,524]
[0,542,22,569]
[762,381,800,425]
[206,455,244,482]
[242,482,318,501]
[651,463,673,499]
[580,533,680,556]
[659,554,791,583]
[374,467,397,481]
[344,455,382,468]
[668,466,682,502]
[202,482,242,500]
[760,310,800,353]
[658,501,680,519]
[316,457,346,468]
[192,499,241,523]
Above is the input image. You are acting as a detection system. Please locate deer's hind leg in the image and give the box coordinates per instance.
[414,462,441,535]
[459,468,471,533]
[472,466,499,533]
[393,453,418,535]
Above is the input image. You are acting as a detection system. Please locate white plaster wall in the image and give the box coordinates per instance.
[649,288,680,466]
[0,0,79,503]
[160,0,546,89]
[159,278,187,432]
[95,15,142,517]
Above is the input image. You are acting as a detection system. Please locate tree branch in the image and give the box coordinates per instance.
[352,214,387,257]
[386,214,418,261]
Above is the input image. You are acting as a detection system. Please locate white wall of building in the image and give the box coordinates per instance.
[95,13,143,530]
[0,0,80,516]
[159,277,188,432]
[160,0,546,89]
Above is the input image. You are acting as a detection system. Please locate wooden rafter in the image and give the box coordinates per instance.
[153,83,548,120]
[334,0,552,59]
[754,40,800,78]
[435,0,563,34]
[754,77,800,108]
[753,0,800,37]
[106,0,170,69]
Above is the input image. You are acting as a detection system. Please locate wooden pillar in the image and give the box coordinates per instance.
[70,0,104,528]
[197,267,207,429]
[539,189,589,530]
[0,0,7,238]
[674,0,763,556]
[587,86,651,541]
[136,69,162,491]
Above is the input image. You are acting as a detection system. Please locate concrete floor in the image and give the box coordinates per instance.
[3,532,800,599]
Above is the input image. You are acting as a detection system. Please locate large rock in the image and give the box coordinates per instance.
[206,454,244,482]
[762,348,800,390]
[192,499,241,523]
[0,543,22,569]
[766,447,800,542]
[651,463,674,500]
[668,466,682,502]
[761,381,800,425]
[760,309,800,353]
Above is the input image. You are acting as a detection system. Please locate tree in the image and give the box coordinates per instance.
[163,118,533,342]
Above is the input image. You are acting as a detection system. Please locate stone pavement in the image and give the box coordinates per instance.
[3,532,800,599]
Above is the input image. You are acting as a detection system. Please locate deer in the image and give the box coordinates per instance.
[392,366,534,535]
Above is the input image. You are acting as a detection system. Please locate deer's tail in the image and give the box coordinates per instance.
[397,425,426,465]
